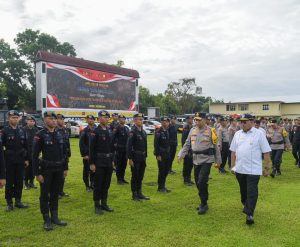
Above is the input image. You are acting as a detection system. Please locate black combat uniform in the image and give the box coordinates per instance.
[0,135,5,180]
[1,110,28,210]
[56,114,71,198]
[291,122,300,167]
[32,112,68,230]
[181,119,194,185]
[79,118,96,191]
[112,114,129,184]
[24,116,39,189]
[127,113,149,201]
[89,111,114,214]
[154,118,170,192]
[168,118,178,174]
[109,113,119,132]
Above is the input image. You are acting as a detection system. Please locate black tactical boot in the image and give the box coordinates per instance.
[246,215,254,225]
[95,201,104,215]
[6,200,13,212]
[51,211,67,226]
[101,199,114,212]
[43,214,53,231]
[15,199,29,209]
[270,168,276,178]
[198,204,209,215]
[132,192,142,201]
[138,190,150,200]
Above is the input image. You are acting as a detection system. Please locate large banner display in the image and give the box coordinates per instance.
[46,62,137,111]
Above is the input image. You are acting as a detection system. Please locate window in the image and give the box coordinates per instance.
[262,104,269,111]
[238,104,248,111]
[226,104,236,111]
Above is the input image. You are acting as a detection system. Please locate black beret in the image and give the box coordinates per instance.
[26,115,36,121]
[86,114,95,120]
[56,114,65,119]
[112,113,119,117]
[133,113,144,118]
[43,111,57,119]
[239,114,255,121]
[98,110,110,117]
[7,110,20,117]
[118,114,126,119]
[160,116,170,122]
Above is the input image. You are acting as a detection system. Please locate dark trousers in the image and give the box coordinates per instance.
[93,166,113,202]
[115,150,127,181]
[5,162,24,203]
[236,173,260,216]
[271,149,284,170]
[182,154,193,182]
[169,145,177,171]
[220,142,230,169]
[131,160,146,193]
[194,163,212,205]
[292,143,300,164]
[59,161,68,193]
[24,160,34,185]
[39,168,63,214]
[83,159,94,188]
[158,157,170,189]
[228,151,232,167]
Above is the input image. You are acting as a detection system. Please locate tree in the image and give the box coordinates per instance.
[138,86,155,114]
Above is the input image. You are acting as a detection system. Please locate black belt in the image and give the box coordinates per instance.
[193,148,215,155]
[96,153,113,158]
[270,141,284,144]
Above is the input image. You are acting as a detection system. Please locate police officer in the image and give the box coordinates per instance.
[110,113,119,132]
[228,117,238,167]
[32,111,68,231]
[89,110,114,215]
[1,110,29,211]
[181,116,194,186]
[24,115,39,189]
[218,117,230,173]
[112,114,130,185]
[168,116,178,174]
[56,114,71,198]
[79,115,96,192]
[127,113,150,201]
[154,116,171,192]
[178,112,221,215]
[0,133,6,190]
[267,119,290,177]
[291,117,300,167]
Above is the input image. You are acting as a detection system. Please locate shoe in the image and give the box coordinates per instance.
[15,201,29,209]
[184,181,193,186]
[219,169,227,174]
[132,192,142,202]
[86,187,93,192]
[95,202,104,215]
[6,204,13,212]
[50,211,67,226]
[168,170,176,175]
[270,168,276,178]
[276,170,281,176]
[43,214,53,231]
[101,200,114,212]
[59,192,69,197]
[158,188,171,193]
[198,204,209,215]
[138,190,150,200]
[117,180,125,185]
[246,215,254,225]
[122,179,129,184]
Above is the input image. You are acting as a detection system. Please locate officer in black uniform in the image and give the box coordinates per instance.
[89,110,114,215]
[79,115,96,192]
[109,113,119,132]
[154,116,171,192]
[0,134,6,190]
[24,115,39,189]
[32,111,68,231]
[112,114,129,185]
[168,115,178,174]
[56,114,71,198]
[127,113,150,201]
[1,110,29,211]
[181,116,194,186]
[291,117,300,167]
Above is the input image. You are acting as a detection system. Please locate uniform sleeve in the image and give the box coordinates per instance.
[79,130,88,157]
[178,129,192,158]
[259,132,272,153]
[0,133,5,179]
[181,127,189,147]
[229,133,238,152]
[154,131,160,156]
[89,131,97,165]
[126,131,134,160]
[32,132,42,176]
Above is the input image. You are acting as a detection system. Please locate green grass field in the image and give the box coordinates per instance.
[0,136,300,247]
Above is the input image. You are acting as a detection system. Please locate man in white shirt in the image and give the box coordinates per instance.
[230,114,271,225]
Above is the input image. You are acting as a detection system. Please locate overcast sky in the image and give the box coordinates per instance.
[1,0,300,102]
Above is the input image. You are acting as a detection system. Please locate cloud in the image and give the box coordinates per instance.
[0,0,300,102]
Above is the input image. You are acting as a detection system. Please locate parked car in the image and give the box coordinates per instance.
[143,120,161,130]
[66,120,80,137]
[143,124,155,135]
